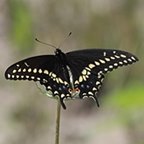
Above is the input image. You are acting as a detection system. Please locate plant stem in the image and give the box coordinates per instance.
[55,98,61,144]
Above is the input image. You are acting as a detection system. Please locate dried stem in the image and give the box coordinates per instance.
[55,98,61,144]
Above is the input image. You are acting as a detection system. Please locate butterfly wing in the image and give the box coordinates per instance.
[67,49,138,104]
[5,49,138,109]
[5,55,56,80]
[5,55,71,109]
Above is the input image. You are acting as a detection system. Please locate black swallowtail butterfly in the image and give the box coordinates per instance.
[5,48,138,109]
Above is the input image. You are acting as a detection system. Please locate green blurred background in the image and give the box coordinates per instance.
[0,0,144,144]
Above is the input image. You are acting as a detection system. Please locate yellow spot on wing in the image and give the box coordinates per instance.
[95,61,100,66]
[28,68,32,72]
[115,55,120,58]
[89,63,95,69]
[88,91,93,95]
[109,65,113,68]
[128,58,132,62]
[52,73,56,78]
[55,78,59,83]
[104,68,108,71]
[79,76,83,82]
[58,78,63,83]
[120,54,126,58]
[110,56,115,60]
[26,75,29,79]
[82,69,87,75]
[23,68,26,72]
[18,68,21,72]
[12,69,17,73]
[99,59,105,64]
[96,81,100,85]
[33,68,37,73]
[131,56,136,61]
[38,69,42,73]
[7,74,11,78]
[105,58,110,61]
[124,60,127,63]
[31,76,35,79]
[75,80,79,84]
[114,63,118,66]
[119,62,123,65]
[44,70,49,74]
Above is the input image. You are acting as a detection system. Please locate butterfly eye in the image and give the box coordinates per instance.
[75,87,80,92]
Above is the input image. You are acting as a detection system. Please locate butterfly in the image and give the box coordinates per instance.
[5,48,138,109]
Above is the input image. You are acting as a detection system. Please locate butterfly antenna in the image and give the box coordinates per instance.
[58,32,72,48]
[35,38,57,50]
[35,32,72,50]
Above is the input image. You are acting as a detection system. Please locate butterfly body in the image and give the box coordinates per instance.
[5,48,138,109]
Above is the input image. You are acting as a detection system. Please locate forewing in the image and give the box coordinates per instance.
[5,55,71,109]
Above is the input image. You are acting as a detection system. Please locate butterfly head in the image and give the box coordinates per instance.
[55,49,62,55]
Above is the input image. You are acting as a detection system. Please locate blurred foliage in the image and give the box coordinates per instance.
[105,82,144,111]
[8,0,34,55]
